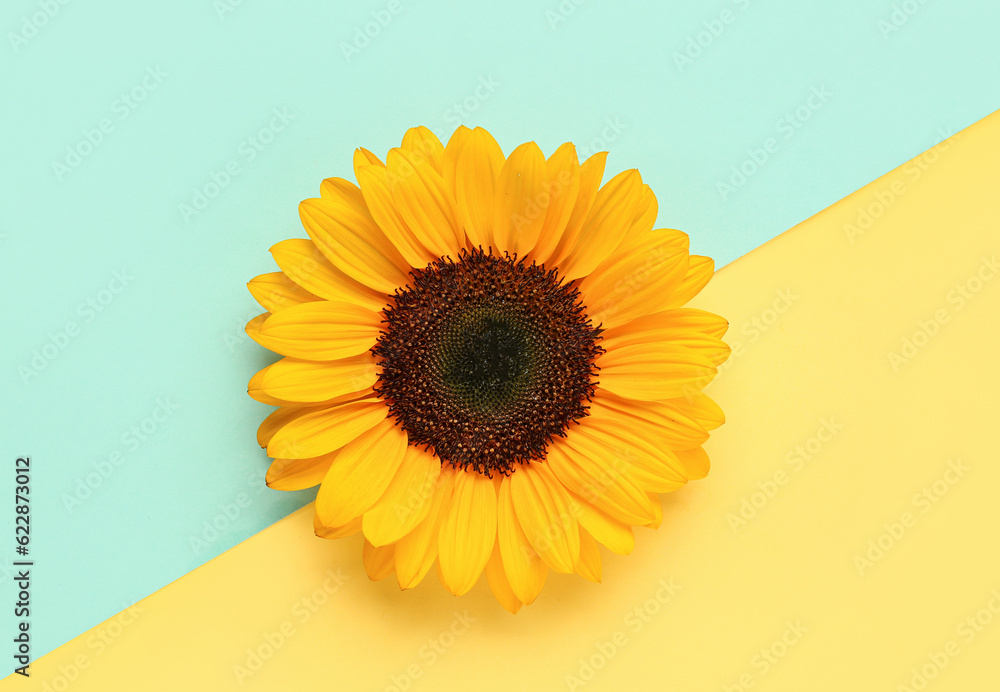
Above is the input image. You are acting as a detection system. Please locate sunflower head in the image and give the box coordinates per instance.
[247,126,729,613]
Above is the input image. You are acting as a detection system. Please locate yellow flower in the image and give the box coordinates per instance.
[246,126,729,613]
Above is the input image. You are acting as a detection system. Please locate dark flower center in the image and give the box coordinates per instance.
[372,248,603,476]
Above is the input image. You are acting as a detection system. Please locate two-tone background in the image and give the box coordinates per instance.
[3,0,999,689]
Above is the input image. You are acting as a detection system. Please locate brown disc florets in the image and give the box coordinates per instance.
[372,248,603,476]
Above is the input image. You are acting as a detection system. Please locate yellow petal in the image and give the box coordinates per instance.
[362,540,396,581]
[559,418,687,493]
[574,528,602,583]
[395,466,456,589]
[356,163,437,267]
[485,537,522,614]
[452,126,505,250]
[548,152,607,267]
[439,126,470,199]
[645,493,663,529]
[266,452,338,491]
[248,368,374,407]
[613,308,728,340]
[314,418,408,526]
[438,470,498,595]
[664,255,715,308]
[352,147,384,180]
[256,404,322,448]
[269,238,386,312]
[245,311,268,342]
[386,148,462,258]
[252,354,377,403]
[556,169,642,280]
[299,195,410,293]
[673,446,711,480]
[618,183,658,251]
[568,495,634,555]
[546,442,656,525]
[314,512,361,539]
[362,446,441,546]
[497,476,548,604]
[600,310,731,367]
[510,462,580,573]
[492,141,549,256]
[266,398,386,459]
[247,272,321,313]
[401,126,445,172]
[663,391,725,431]
[529,143,581,265]
[597,343,718,401]
[591,391,711,452]
[580,230,690,330]
[251,301,382,361]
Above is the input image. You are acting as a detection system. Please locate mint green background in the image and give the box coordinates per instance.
[2,0,997,661]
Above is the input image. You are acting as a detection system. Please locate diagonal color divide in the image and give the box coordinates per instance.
[5,110,1000,692]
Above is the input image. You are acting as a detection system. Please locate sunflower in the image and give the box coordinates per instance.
[246,126,729,613]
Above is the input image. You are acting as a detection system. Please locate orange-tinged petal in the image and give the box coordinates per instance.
[266,398,386,459]
[363,446,441,546]
[452,126,505,249]
[252,354,377,404]
[597,343,718,401]
[556,169,642,280]
[548,152,607,267]
[438,471,498,595]
[356,163,437,267]
[485,537,522,614]
[664,255,715,308]
[575,529,602,583]
[299,195,409,293]
[266,452,338,491]
[497,476,548,604]
[492,141,549,256]
[314,512,361,539]
[546,442,657,525]
[529,142,581,265]
[401,126,445,172]
[251,301,382,361]
[362,540,396,581]
[510,462,579,573]
[580,230,690,330]
[269,238,386,311]
[314,418,408,526]
[395,466,456,589]
[567,495,634,555]
[247,272,321,313]
[386,148,462,258]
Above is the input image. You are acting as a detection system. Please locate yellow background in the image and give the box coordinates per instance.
[7,111,1000,691]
